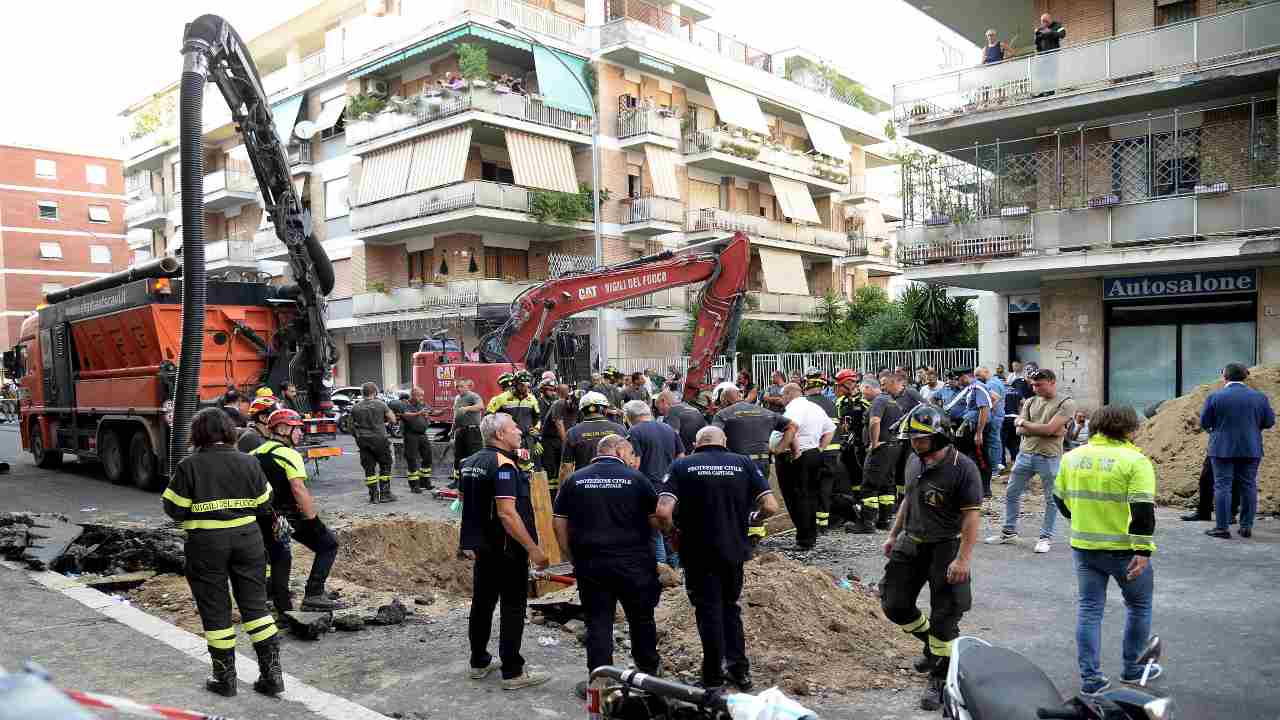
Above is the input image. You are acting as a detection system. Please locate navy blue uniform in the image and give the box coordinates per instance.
[459,446,536,680]
[627,419,685,486]
[554,457,661,673]
[662,446,772,686]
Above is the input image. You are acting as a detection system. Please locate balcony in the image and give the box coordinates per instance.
[345,86,592,151]
[605,0,773,72]
[203,169,257,211]
[351,180,591,241]
[124,192,170,230]
[745,291,819,321]
[616,108,682,149]
[254,225,287,261]
[894,2,1280,147]
[622,196,683,235]
[614,286,689,318]
[684,208,850,255]
[288,143,313,173]
[352,279,539,319]
[123,126,177,163]
[682,128,849,194]
[842,231,899,276]
[205,239,258,273]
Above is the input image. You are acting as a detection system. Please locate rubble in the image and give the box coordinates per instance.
[285,610,333,640]
[52,524,185,576]
[654,552,917,695]
[332,518,473,596]
[369,598,409,626]
[1134,365,1280,514]
[333,614,366,632]
[0,513,84,571]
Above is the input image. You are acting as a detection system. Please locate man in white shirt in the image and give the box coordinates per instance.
[777,383,835,550]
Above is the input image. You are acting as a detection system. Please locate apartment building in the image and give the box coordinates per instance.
[120,0,898,389]
[893,0,1280,415]
[0,145,128,348]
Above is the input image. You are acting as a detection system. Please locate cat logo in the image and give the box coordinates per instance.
[436,366,455,380]
[578,286,598,301]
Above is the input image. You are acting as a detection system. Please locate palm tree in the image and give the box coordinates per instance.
[900,284,972,348]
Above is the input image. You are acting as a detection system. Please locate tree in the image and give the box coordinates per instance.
[811,290,846,328]
[734,320,790,362]
[899,284,975,348]
[845,285,893,328]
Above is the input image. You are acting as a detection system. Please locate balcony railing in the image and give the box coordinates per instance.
[684,208,849,252]
[352,180,561,232]
[353,279,537,316]
[124,192,171,224]
[616,108,682,140]
[624,196,684,224]
[204,169,257,196]
[288,143,313,166]
[894,1,1280,125]
[616,286,689,311]
[460,0,586,45]
[747,291,819,317]
[901,98,1279,229]
[206,240,256,265]
[605,0,773,72]
[345,85,592,146]
[682,128,850,185]
[846,231,895,261]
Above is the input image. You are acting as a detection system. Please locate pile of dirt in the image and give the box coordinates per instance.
[655,553,916,696]
[1133,365,1280,514]
[332,517,473,596]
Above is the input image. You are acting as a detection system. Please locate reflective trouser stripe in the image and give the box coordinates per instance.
[851,485,861,493]
[205,627,236,649]
[929,635,953,657]
[815,512,829,527]
[243,614,278,643]
[365,475,378,486]
[182,515,257,531]
[896,485,905,494]
[900,615,929,634]
[249,624,278,643]
[407,471,419,479]
[879,495,895,506]
[864,496,879,508]
[747,526,767,538]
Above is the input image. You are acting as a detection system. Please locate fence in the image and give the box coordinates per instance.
[607,355,737,384]
[750,349,978,385]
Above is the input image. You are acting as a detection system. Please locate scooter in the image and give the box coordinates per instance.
[942,636,1171,720]
[587,666,818,720]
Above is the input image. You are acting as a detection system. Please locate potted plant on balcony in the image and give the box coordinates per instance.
[456,43,490,88]
[1195,153,1230,195]
[348,93,387,120]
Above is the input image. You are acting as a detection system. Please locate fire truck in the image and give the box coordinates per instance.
[3,15,337,489]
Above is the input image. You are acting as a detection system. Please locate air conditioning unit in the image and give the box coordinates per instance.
[366,78,390,97]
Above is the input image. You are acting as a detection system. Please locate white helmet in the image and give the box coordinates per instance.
[579,391,610,411]
[714,381,738,403]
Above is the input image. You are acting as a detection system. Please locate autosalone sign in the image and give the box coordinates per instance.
[1104,270,1256,301]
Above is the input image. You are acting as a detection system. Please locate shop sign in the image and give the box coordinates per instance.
[1104,270,1256,301]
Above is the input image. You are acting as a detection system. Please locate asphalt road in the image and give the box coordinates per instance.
[3,424,1278,719]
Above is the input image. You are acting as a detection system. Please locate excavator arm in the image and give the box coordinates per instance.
[179,15,337,412]
[480,233,750,401]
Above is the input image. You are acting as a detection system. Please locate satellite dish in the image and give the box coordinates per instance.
[294,120,318,140]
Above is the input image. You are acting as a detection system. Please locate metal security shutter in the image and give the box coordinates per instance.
[348,343,383,388]
[399,340,420,388]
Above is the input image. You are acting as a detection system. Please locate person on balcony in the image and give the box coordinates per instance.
[1033,14,1066,97]
[981,29,1011,65]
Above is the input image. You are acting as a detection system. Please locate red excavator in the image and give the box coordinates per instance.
[412,232,750,426]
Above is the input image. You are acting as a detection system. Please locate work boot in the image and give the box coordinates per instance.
[367,482,379,504]
[848,505,876,534]
[378,478,398,503]
[205,647,237,697]
[420,473,435,491]
[920,675,944,711]
[301,591,340,611]
[252,637,285,697]
[408,476,422,494]
[875,504,892,531]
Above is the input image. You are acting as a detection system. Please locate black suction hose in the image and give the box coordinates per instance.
[169,61,208,475]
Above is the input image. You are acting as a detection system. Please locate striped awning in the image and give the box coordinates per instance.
[769,175,821,224]
[505,130,578,194]
[271,94,305,144]
[758,248,809,295]
[355,142,414,205]
[532,45,592,116]
[801,112,851,160]
[643,146,680,200]
[312,100,346,133]
[351,24,536,79]
[704,78,770,135]
[407,125,472,193]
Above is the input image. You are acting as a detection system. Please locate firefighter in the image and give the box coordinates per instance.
[493,371,541,470]
[860,378,903,532]
[802,368,840,533]
[564,391,627,473]
[237,395,277,453]
[251,408,340,612]
[832,369,868,529]
[401,386,434,493]
[712,384,796,542]
[880,405,981,711]
[351,382,398,503]
[162,407,283,698]
[486,372,515,414]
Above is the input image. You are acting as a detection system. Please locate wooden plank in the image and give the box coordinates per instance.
[528,470,563,599]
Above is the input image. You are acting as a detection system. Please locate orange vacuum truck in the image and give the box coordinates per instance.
[4,14,339,489]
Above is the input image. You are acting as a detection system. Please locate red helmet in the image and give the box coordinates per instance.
[267,408,304,429]
[835,369,857,384]
[248,396,277,417]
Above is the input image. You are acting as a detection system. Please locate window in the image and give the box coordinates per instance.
[407,250,433,284]
[90,245,112,264]
[35,158,56,179]
[481,162,515,184]
[41,283,65,297]
[38,242,63,260]
[324,177,349,219]
[86,164,108,185]
[88,205,111,223]
[484,249,528,280]
[37,201,58,221]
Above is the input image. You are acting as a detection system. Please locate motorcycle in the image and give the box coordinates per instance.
[943,635,1171,720]
[587,666,817,720]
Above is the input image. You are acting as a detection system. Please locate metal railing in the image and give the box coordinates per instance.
[845,231,895,260]
[893,1,1280,124]
[682,128,850,184]
[124,192,171,224]
[747,291,820,316]
[901,98,1279,228]
[288,143,313,166]
[345,85,592,146]
[606,354,737,383]
[685,208,849,252]
[204,169,257,196]
[624,196,684,224]
[353,279,537,316]
[205,240,256,264]
[616,108,682,139]
[352,180,546,232]
[615,286,689,311]
[752,350,979,384]
[461,0,587,45]
[605,0,773,73]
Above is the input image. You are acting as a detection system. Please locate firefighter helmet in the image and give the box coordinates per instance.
[899,404,946,440]
[255,387,276,398]
[497,372,514,388]
[804,367,827,390]
[604,366,621,379]
[513,370,533,385]
[579,391,610,412]
[835,368,857,385]
[248,396,277,418]
[267,408,304,429]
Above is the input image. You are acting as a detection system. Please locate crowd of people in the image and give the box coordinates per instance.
[161,356,1273,711]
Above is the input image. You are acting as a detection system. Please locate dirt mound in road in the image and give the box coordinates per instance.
[332,517,473,596]
[1133,365,1280,514]
[655,553,916,697]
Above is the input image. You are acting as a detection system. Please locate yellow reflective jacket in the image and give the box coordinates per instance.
[1054,435,1157,554]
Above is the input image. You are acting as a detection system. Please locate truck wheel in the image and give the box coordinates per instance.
[339,414,352,434]
[101,429,132,486]
[130,432,162,492]
[31,426,63,470]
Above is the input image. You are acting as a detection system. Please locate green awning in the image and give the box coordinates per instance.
[350,24,539,80]
[533,45,592,116]
[271,94,305,142]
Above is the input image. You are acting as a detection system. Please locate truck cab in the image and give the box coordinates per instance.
[411,333,517,429]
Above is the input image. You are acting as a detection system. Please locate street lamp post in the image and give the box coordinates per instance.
[495,19,606,371]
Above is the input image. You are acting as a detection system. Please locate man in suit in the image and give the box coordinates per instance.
[1200,363,1275,539]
